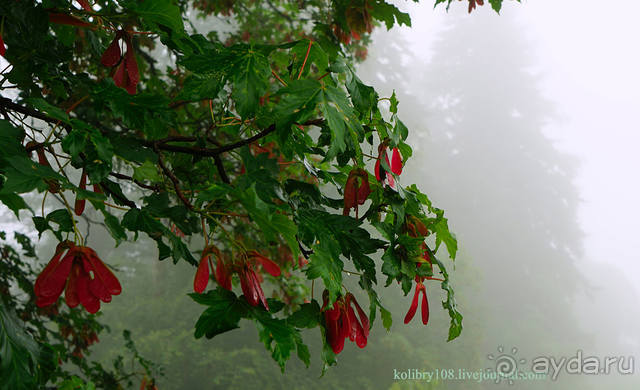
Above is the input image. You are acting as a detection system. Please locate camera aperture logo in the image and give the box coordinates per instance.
[485,345,635,383]
[486,346,529,384]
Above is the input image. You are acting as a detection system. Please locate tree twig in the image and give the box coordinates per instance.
[109,172,160,191]
[154,144,194,210]
[213,155,230,184]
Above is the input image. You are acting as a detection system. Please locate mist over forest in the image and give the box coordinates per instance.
[2,1,639,389]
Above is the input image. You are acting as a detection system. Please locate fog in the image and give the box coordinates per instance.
[355,1,640,388]
[2,1,640,389]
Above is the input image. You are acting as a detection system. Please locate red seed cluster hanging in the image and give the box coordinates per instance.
[35,241,122,314]
[323,291,369,355]
[100,30,140,94]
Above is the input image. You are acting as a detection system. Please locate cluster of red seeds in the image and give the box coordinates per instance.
[375,142,403,188]
[35,241,122,314]
[323,291,369,354]
[343,168,371,217]
[100,30,140,94]
[344,140,403,216]
[466,0,484,13]
[193,247,282,311]
[404,218,433,325]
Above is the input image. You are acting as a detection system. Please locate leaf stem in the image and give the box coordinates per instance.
[59,192,83,246]
[271,69,287,86]
[297,40,313,80]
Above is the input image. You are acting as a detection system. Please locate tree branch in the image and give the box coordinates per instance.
[0,97,325,159]
[0,97,70,129]
[109,172,160,191]
[100,181,138,209]
[213,155,230,184]
[154,144,194,210]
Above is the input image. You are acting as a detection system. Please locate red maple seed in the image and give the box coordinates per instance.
[193,249,211,294]
[75,169,87,216]
[404,279,429,325]
[76,0,93,12]
[26,141,60,194]
[48,13,93,28]
[468,0,484,13]
[247,250,281,277]
[215,254,232,291]
[391,147,402,175]
[375,142,403,188]
[239,263,270,310]
[100,32,123,67]
[0,34,5,57]
[123,38,140,94]
[193,245,232,293]
[343,168,371,217]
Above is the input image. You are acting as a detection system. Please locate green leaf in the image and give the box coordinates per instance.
[101,210,127,246]
[381,247,402,286]
[133,0,185,32]
[0,304,40,390]
[291,40,329,78]
[196,183,232,203]
[294,334,311,368]
[489,0,503,12]
[110,138,157,164]
[370,1,412,29]
[319,85,362,160]
[305,239,343,304]
[95,85,173,141]
[32,217,49,237]
[380,304,393,331]
[189,289,248,339]
[88,128,114,163]
[270,213,300,260]
[0,121,26,158]
[24,98,69,123]
[231,48,270,118]
[133,160,161,183]
[287,301,321,328]
[58,377,96,390]
[320,326,337,375]
[121,208,165,236]
[394,117,409,142]
[61,129,87,159]
[274,79,322,141]
[432,217,458,259]
[428,251,463,341]
[46,209,74,232]
[0,193,31,219]
[434,0,454,10]
[346,72,377,115]
[253,310,297,372]
[176,74,223,101]
[1,156,64,193]
[237,185,298,256]
[389,90,398,114]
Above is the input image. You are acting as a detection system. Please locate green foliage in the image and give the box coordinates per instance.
[0,303,44,390]
[190,288,318,372]
[0,0,522,384]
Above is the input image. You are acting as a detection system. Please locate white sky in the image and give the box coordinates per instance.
[518,1,640,277]
[398,0,640,290]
